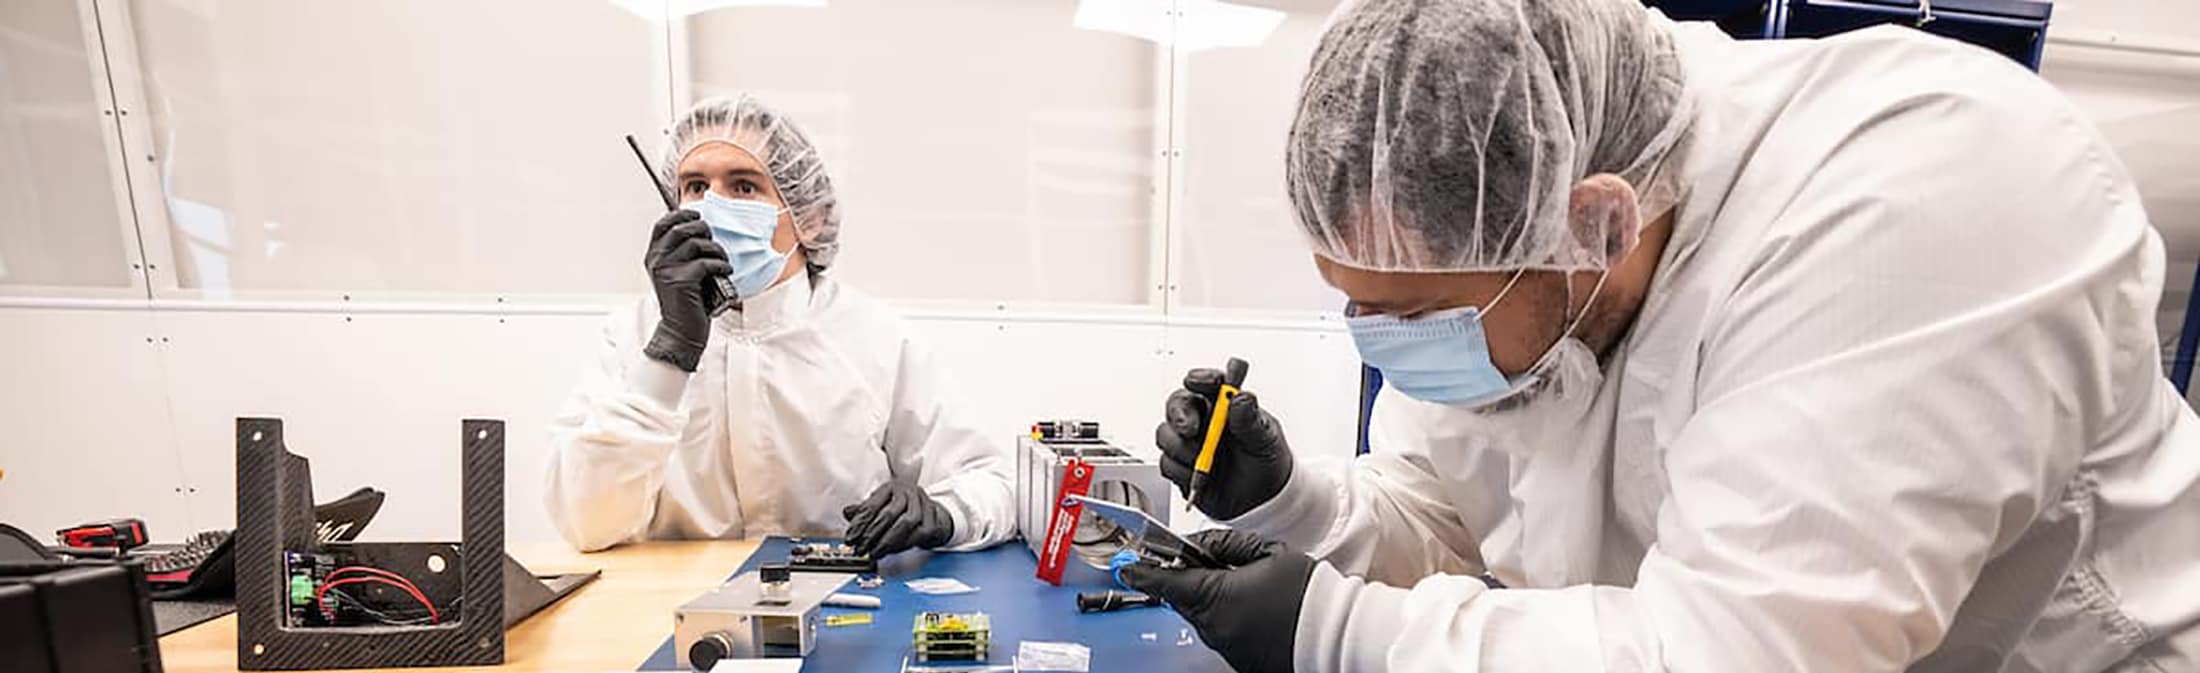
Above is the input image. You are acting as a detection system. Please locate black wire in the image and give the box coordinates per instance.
[327,585,459,626]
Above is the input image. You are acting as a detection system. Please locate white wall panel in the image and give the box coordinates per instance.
[0,0,142,293]
[154,309,606,544]
[124,0,667,299]
[0,307,193,540]
[685,0,1165,305]
[1171,1,1348,313]
[905,317,1170,443]
[0,305,1350,545]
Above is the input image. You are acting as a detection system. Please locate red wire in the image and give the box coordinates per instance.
[328,567,436,616]
[316,576,440,624]
[328,566,425,589]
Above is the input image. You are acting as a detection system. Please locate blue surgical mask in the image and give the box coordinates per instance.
[682,192,791,299]
[1347,270,1546,408]
[1349,307,1536,408]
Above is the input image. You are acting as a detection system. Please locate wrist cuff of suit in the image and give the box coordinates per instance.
[642,337,702,373]
[925,482,983,551]
[1296,562,1410,673]
[628,352,691,410]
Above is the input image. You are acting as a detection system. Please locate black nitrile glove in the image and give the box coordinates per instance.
[641,209,731,373]
[1156,368,1295,521]
[841,481,955,557]
[1120,529,1313,673]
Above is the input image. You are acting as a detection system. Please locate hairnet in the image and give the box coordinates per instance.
[659,94,842,271]
[1285,0,1694,273]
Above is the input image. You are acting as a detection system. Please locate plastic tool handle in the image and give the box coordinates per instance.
[627,134,736,315]
[1187,357,1251,502]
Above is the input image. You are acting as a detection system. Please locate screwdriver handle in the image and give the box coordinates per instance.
[1186,358,1250,507]
[1192,358,1250,476]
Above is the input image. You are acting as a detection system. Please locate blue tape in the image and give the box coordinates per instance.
[1109,549,1140,589]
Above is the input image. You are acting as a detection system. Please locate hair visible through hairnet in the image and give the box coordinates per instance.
[1286,0,1694,273]
[660,94,842,270]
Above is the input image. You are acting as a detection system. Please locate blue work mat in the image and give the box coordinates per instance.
[637,537,1231,672]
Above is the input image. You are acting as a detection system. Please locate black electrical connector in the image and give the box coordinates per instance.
[1076,589,1162,613]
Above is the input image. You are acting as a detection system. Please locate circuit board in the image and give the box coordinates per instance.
[912,611,990,662]
[284,551,339,627]
[788,541,876,573]
[282,550,445,627]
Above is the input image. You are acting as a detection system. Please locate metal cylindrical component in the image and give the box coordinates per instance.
[687,632,734,672]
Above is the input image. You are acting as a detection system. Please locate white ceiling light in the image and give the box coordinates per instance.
[1074,0,1287,52]
[610,0,826,22]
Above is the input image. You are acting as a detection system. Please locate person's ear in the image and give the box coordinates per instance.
[1569,173,1641,266]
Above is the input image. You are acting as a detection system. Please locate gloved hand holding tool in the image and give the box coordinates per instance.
[1156,358,1294,521]
[1120,529,1315,673]
[841,481,955,557]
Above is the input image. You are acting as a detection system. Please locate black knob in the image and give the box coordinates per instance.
[688,633,732,671]
[760,563,791,583]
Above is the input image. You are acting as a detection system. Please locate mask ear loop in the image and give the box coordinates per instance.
[1515,267,1611,381]
[1481,268,1530,315]
[1559,268,1611,341]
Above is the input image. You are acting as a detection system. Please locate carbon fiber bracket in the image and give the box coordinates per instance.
[234,418,508,670]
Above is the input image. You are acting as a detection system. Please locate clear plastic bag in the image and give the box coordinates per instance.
[1013,640,1092,672]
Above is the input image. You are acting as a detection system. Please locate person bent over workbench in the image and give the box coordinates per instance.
[545,94,1014,558]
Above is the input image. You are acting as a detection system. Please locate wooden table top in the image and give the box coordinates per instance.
[157,540,759,673]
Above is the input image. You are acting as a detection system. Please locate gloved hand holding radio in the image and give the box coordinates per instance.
[641,209,731,373]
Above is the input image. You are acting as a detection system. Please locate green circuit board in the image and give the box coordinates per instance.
[912,611,990,662]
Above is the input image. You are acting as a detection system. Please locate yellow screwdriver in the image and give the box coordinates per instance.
[1186,357,1250,507]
